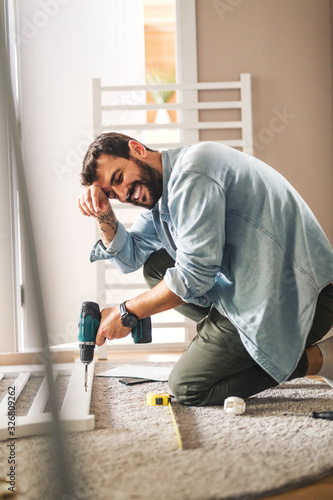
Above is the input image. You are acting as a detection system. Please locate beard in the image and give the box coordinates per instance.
[128,156,163,209]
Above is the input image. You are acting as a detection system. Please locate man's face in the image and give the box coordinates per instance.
[93,153,163,209]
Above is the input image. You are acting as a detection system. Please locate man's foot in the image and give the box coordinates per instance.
[317,335,333,387]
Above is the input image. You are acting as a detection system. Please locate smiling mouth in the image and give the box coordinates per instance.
[131,183,143,202]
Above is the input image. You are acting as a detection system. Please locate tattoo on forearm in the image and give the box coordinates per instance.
[96,209,118,246]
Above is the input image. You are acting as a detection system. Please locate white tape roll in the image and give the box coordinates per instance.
[224,396,246,415]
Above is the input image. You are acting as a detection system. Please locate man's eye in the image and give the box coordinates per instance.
[115,174,123,184]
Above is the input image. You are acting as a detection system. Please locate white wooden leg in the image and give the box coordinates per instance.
[60,359,95,432]
[97,342,108,360]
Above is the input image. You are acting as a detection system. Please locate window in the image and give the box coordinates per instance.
[97,0,198,350]
[144,0,179,144]
[0,0,23,352]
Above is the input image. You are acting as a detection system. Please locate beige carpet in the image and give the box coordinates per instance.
[1,361,333,500]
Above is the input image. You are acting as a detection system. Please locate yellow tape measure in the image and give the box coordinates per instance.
[146,392,183,450]
[146,392,171,406]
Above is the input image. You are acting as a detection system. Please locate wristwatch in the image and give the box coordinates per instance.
[119,302,139,328]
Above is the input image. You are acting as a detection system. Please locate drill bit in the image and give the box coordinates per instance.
[84,365,88,392]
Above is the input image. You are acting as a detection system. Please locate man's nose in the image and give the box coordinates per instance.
[113,185,128,202]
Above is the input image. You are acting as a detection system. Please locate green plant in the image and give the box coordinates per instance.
[146,68,175,104]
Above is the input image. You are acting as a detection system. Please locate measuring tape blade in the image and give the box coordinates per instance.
[146,392,183,450]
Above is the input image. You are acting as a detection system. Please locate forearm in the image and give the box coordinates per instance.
[96,207,118,248]
[95,279,183,345]
[125,279,184,319]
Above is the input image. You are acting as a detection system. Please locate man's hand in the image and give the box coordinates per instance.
[95,306,131,346]
[95,281,184,346]
[77,185,110,217]
[78,185,118,247]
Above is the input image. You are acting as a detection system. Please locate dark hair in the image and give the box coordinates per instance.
[81,132,156,185]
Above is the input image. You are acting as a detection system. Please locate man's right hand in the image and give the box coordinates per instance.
[78,185,118,248]
[77,185,110,217]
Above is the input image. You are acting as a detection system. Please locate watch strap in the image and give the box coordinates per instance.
[119,301,128,318]
[120,301,139,326]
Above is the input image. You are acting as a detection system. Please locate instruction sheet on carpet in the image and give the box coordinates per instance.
[96,363,173,381]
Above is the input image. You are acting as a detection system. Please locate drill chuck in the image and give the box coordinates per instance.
[79,343,95,364]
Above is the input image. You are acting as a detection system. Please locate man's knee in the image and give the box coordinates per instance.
[142,256,159,289]
[143,249,175,289]
[168,369,207,407]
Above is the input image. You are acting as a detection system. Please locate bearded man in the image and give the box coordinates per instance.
[77,132,333,406]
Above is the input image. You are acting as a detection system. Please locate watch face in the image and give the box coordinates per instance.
[120,302,139,328]
[122,314,138,328]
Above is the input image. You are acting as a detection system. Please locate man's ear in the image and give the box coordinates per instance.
[128,140,147,158]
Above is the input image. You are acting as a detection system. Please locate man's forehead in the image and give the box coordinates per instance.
[96,153,116,169]
[95,154,121,181]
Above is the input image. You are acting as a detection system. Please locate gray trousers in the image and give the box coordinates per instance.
[143,249,333,406]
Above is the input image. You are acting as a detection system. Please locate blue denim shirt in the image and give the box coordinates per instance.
[90,143,333,383]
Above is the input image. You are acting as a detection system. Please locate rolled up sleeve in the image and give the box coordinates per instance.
[90,211,163,273]
[164,170,226,306]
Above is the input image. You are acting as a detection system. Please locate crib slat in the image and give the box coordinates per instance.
[0,361,95,439]
[0,372,30,416]
[28,372,58,416]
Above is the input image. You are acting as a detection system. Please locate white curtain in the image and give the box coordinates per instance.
[16,0,145,347]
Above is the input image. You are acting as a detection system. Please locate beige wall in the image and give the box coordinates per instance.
[195,0,333,243]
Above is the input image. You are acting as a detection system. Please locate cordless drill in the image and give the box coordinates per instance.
[78,301,152,391]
